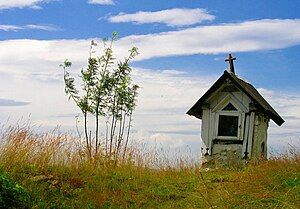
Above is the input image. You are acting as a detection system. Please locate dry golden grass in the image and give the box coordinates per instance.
[0,127,299,208]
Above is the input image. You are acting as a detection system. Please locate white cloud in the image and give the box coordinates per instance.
[88,0,115,5]
[0,0,53,10]
[0,24,58,32]
[1,62,299,157]
[115,19,300,60]
[108,8,215,27]
[0,39,89,75]
[0,25,21,32]
[1,19,300,64]
[25,24,59,31]
[258,88,300,130]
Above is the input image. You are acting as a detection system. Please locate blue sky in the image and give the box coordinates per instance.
[0,0,300,157]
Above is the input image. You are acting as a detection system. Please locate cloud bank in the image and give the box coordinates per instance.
[1,19,300,65]
[116,19,300,60]
[0,98,30,106]
[108,8,215,27]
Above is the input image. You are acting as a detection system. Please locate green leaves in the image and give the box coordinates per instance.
[60,60,80,102]
[0,173,29,209]
[60,33,140,158]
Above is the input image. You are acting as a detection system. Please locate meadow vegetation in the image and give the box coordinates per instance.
[0,126,299,209]
[1,34,298,208]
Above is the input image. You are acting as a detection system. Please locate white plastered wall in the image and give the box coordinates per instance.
[200,83,262,161]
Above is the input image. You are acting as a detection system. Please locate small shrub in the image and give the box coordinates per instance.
[0,173,29,209]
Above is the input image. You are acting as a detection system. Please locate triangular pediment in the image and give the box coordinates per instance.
[222,102,237,111]
[212,93,248,112]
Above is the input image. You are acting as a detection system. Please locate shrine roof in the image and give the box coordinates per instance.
[187,70,284,126]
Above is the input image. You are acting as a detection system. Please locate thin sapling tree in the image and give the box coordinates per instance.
[60,33,139,161]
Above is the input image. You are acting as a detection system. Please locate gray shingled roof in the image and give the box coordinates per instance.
[187,70,284,126]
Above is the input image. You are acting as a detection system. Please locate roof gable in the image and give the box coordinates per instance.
[187,70,284,126]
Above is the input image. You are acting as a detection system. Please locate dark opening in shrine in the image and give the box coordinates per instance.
[218,115,238,137]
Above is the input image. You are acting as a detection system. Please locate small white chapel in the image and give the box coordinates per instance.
[187,54,284,165]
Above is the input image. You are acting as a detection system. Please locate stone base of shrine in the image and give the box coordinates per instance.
[201,144,247,168]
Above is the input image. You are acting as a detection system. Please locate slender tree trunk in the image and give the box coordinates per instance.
[111,111,118,155]
[105,120,109,156]
[84,111,91,158]
[109,114,115,156]
[120,111,126,141]
[115,111,124,160]
[95,101,100,155]
[95,112,99,155]
[109,93,118,156]
[123,110,132,160]
[89,130,92,158]
[116,111,126,159]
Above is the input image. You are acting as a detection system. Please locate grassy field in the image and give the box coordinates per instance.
[0,127,299,209]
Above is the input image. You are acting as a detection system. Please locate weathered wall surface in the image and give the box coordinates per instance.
[201,109,210,148]
[212,144,243,160]
[252,114,269,159]
[203,143,244,166]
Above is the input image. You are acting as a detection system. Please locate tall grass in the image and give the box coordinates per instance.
[0,127,299,208]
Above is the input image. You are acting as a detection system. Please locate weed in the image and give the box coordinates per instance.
[0,127,299,208]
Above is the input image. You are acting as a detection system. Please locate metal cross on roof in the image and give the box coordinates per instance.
[225,54,236,74]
